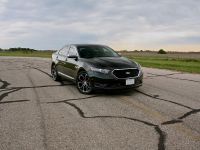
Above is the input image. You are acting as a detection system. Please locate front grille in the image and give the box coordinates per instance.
[112,68,139,78]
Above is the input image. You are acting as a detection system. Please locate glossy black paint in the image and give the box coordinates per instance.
[51,44,143,92]
[82,57,138,69]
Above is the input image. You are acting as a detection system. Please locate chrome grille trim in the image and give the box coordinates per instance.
[112,68,140,79]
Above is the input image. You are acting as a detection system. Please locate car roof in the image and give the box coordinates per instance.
[71,44,107,47]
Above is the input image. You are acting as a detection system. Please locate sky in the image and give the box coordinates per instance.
[0,0,200,52]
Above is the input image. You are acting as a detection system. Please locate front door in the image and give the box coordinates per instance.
[62,45,78,80]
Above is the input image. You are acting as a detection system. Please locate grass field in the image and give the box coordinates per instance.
[123,51,200,74]
[0,51,53,58]
[0,50,200,74]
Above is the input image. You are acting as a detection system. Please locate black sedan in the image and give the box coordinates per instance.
[51,44,143,94]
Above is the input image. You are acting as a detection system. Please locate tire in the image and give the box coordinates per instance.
[76,71,93,94]
[51,64,61,81]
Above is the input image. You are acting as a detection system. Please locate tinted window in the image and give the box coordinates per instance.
[77,45,119,58]
[58,45,69,56]
[68,46,78,56]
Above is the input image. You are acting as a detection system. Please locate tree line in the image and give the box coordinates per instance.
[0,47,167,54]
[0,47,55,52]
[0,47,36,51]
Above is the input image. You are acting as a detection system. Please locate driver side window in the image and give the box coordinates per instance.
[68,46,78,56]
[59,45,70,56]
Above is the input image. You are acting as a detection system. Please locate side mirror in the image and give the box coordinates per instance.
[68,55,78,61]
[118,52,122,56]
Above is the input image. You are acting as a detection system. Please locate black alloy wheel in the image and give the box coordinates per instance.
[76,71,93,94]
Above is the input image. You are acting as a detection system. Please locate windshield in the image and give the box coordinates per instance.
[77,45,120,58]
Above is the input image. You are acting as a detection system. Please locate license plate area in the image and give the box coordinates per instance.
[126,79,135,85]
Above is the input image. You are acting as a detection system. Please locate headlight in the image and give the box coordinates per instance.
[90,67,110,74]
[136,63,143,76]
[137,63,142,70]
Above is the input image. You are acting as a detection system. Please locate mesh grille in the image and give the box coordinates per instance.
[112,68,139,78]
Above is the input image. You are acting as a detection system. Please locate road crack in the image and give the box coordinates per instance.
[135,89,193,110]
[47,97,167,150]
[135,89,200,126]
[146,73,200,83]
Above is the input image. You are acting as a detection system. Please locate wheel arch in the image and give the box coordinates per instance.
[51,62,56,67]
[77,67,86,73]
[75,68,86,81]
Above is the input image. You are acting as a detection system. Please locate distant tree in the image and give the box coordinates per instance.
[0,48,2,51]
[8,47,36,52]
[158,49,167,54]
[120,49,128,52]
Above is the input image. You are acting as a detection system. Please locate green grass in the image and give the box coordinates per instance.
[0,51,53,58]
[129,56,200,74]
[1,51,200,74]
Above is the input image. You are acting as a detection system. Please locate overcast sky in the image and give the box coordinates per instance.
[0,0,200,51]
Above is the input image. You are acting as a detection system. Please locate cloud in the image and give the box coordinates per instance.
[0,0,8,14]
[0,0,200,51]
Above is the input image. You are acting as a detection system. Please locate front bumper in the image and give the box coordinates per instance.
[88,71,143,90]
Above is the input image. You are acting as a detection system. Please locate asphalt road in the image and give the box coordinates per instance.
[0,57,200,150]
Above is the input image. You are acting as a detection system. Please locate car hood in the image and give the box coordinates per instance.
[83,57,138,69]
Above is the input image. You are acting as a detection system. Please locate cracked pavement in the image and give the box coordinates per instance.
[0,57,200,150]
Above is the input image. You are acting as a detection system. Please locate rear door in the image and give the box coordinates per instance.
[56,45,70,74]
